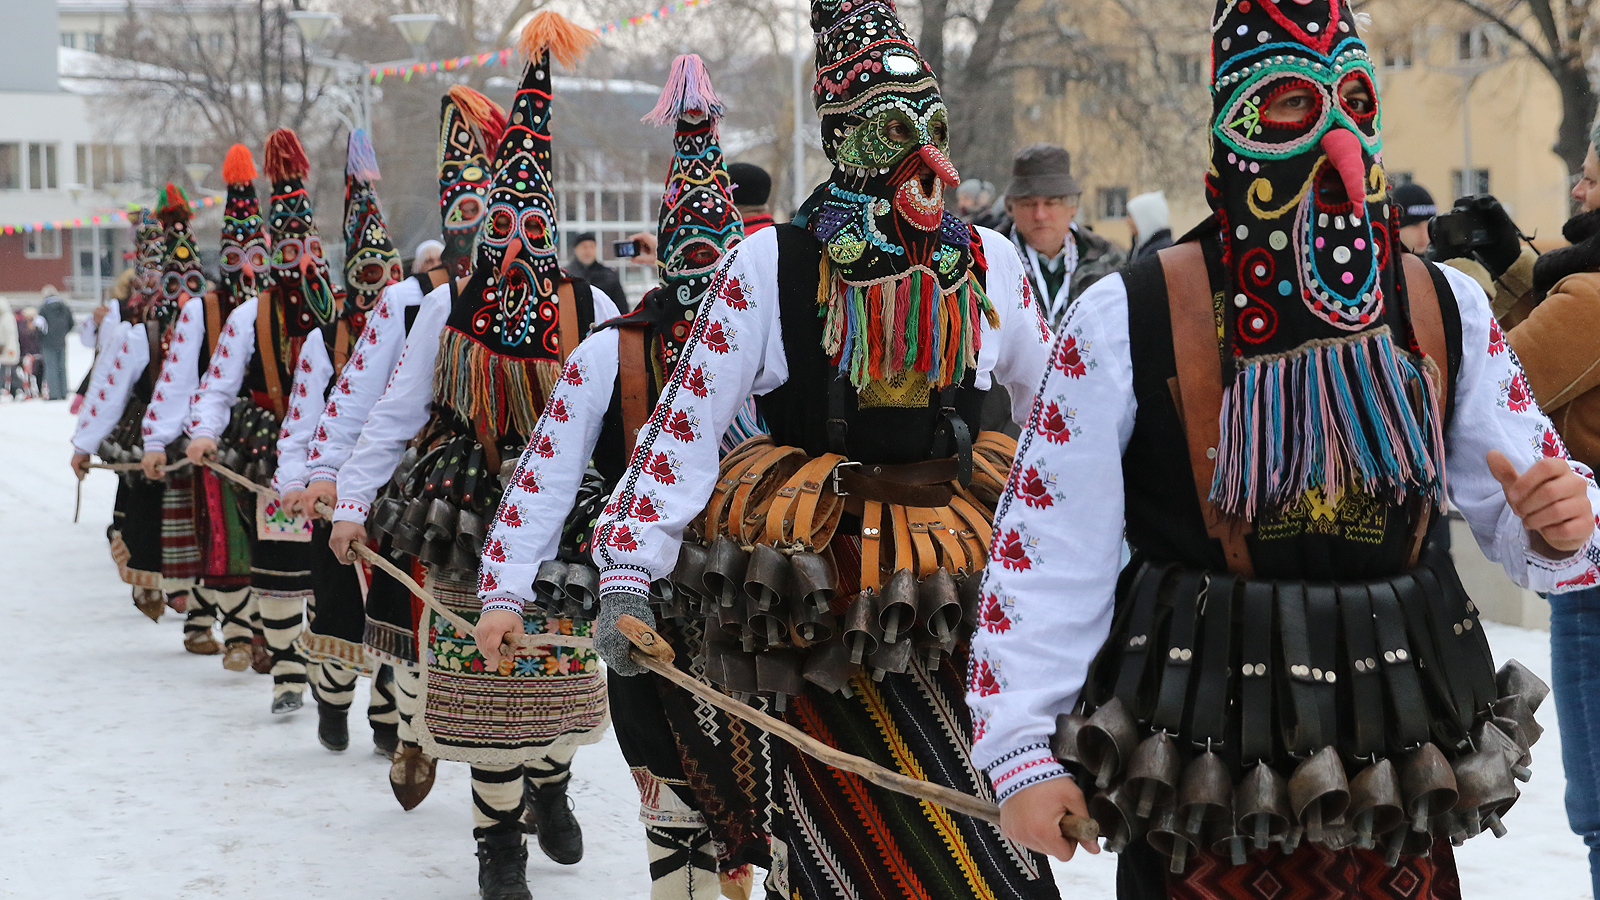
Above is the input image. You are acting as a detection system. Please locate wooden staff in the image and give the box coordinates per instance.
[616,614,1100,843]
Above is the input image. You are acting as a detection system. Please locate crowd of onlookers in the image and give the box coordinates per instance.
[0,285,77,401]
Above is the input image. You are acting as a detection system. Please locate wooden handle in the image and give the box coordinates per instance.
[1059,813,1100,844]
[617,613,677,664]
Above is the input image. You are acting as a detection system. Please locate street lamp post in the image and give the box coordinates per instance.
[287,11,441,135]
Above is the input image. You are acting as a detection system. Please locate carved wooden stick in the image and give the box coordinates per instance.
[616,614,1100,842]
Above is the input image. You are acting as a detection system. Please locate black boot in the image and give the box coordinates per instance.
[371,721,399,758]
[525,777,584,865]
[317,701,349,752]
[475,831,532,900]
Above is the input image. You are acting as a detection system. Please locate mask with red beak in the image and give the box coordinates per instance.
[805,0,994,391]
[435,12,596,441]
[265,128,339,336]
[1205,0,1445,520]
[218,144,267,306]
[342,128,402,315]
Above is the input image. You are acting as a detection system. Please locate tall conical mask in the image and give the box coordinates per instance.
[265,127,338,335]
[434,11,597,440]
[439,85,507,278]
[642,53,744,373]
[805,0,993,390]
[127,207,164,318]
[154,183,204,326]
[1204,0,1445,521]
[343,128,402,313]
[218,143,267,304]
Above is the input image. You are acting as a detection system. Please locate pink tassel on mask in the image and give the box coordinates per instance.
[643,53,724,126]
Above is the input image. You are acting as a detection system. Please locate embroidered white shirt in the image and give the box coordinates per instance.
[71,319,145,454]
[139,296,207,454]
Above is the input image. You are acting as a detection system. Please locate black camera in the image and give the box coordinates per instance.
[1430,194,1499,253]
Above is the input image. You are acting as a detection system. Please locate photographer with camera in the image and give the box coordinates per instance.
[1432,119,1600,899]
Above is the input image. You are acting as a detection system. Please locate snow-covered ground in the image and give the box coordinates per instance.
[0,345,1591,898]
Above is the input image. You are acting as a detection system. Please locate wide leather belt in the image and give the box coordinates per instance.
[833,458,960,508]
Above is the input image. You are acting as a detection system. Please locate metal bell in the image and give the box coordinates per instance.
[1479,714,1534,783]
[418,533,452,568]
[1399,742,1458,836]
[1077,697,1138,790]
[1051,713,1089,771]
[370,497,404,536]
[564,565,600,617]
[744,544,793,612]
[1088,781,1145,854]
[1235,761,1292,850]
[455,509,486,558]
[1146,799,1197,874]
[422,498,458,544]
[1453,722,1521,839]
[671,542,710,610]
[1177,750,1233,838]
[877,569,918,645]
[533,559,569,613]
[1496,658,1551,712]
[756,649,808,710]
[917,569,962,646]
[787,586,835,645]
[390,446,420,489]
[1490,693,1544,748]
[957,571,983,624]
[791,551,837,616]
[704,642,760,700]
[652,579,689,623]
[866,636,915,680]
[844,593,883,664]
[703,536,751,608]
[1208,817,1250,867]
[1347,758,1404,850]
[714,598,745,644]
[801,636,858,697]
[1287,746,1349,845]
[1125,732,1183,819]
[391,498,430,557]
[747,593,787,650]
[446,539,478,576]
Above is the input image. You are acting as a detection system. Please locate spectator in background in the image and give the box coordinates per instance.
[992,143,1124,330]
[1391,181,1438,254]
[0,296,17,399]
[15,306,41,399]
[412,239,445,276]
[956,178,995,222]
[37,285,73,400]
[728,161,775,232]
[567,231,629,311]
[1125,190,1173,261]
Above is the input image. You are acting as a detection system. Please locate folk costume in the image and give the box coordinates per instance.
[968,2,1589,897]
[589,3,1060,898]
[270,128,407,752]
[73,208,169,619]
[440,84,505,279]
[180,144,271,670]
[329,14,617,897]
[479,54,777,900]
[180,129,338,714]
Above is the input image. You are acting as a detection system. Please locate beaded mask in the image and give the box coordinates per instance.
[342,129,403,313]
[1205,0,1444,521]
[439,86,507,279]
[218,144,268,305]
[154,183,205,326]
[127,208,164,318]
[805,0,992,390]
[642,54,744,373]
[264,128,339,336]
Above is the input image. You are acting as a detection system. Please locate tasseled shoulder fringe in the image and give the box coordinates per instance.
[432,327,561,440]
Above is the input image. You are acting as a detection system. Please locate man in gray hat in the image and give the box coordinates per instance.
[996,143,1123,329]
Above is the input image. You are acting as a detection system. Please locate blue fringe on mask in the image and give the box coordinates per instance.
[1211,326,1447,519]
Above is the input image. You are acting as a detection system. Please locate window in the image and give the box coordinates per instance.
[0,144,18,190]
[25,229,61,258]
[27,143,58,190]
[84,32,102,52]
[1102,61,1129,92]
[1097,186,1129,220]
[1042,69,1070,97]
[1458,27,1493,62]
[1451,168,1490,197]
[208,32,226,52]
[60,32,77,49]
[1174,54,1205,85]
[76,144,126,189]
[1389,171,1414,186]
[1382,41,1413,70]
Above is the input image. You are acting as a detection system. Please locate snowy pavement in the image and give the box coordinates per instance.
[0,348,1592,898]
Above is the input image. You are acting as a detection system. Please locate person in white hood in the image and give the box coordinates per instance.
[1125,189,1173,261]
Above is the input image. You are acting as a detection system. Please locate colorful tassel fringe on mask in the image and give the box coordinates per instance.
[432,327,561,441]
[817,259,999,390]
[1210,327,1448,520]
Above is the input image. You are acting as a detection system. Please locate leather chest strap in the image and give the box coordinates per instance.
[1400,254,1447,567]
[558,280,580,366]
[204,292,223,355]
[1159,243,1254,577]
[616,324,651,459]
[255,292,286,420]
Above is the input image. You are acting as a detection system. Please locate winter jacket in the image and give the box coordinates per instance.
[1506,270,1600,471]
[991,215,1126,328]
[1131,227,1174,262]
[16,313,40,356]
[0,299,17,366]
[568,258,628,313]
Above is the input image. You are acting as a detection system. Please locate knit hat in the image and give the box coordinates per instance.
[265,127,338,336]
[1205,0,1445,520]
[218,143,268,305]
[342,129,402,312]
[1126,190,1169,237]
[728,161,771,207]
[439,85,507,278]
[434,11,596,440]
[803,0,992,390]
[154,183,204,323]
[1390,181,1437,227]
[642,53,744,372]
